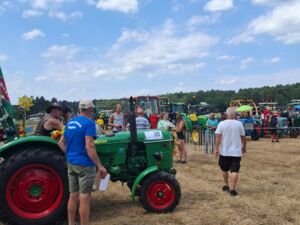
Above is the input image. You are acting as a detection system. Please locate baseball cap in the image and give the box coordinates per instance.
[79,99,94,109]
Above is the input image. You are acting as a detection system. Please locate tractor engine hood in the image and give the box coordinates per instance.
[94,129,172,145]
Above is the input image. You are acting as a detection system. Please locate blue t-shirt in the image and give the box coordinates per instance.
[64,116,96,167]
[206,119,219,134]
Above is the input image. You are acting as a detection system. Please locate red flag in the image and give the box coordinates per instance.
[0,68,10,102]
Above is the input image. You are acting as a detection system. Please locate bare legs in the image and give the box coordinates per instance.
[68,193,92,225]
[79,193,91,225]
[178,139,187,162]
[68,192,79,225]
[222,171,238,190]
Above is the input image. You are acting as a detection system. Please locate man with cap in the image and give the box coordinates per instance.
[34,102,63,136]
[58,99,107,225]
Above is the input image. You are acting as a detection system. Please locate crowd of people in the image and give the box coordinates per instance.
[34,100,282,224]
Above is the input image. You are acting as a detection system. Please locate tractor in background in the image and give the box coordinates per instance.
[0,69,181,225]
[122,96,161,128]
[230,99,262,141]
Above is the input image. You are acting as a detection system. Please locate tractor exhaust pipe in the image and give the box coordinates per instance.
[129,97,138,156]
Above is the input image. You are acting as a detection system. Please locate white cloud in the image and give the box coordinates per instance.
[22,29,45,40]
[0,1,13,14]
[226,32,255,45]
[22,9,43,18]
[26,0,73,10]
[251,0,285,6]
[93,68,110,78]
[42,45,80,60]
[187,14,219,27]
[48,10,83,21]
[240,57,254,69]
[61,33,70,38]
[212,69,300,90]
[0,53,8,62]
[34,76,47,81]
[96,0,138,13]
[218,79,237,85]
[216,55,237,61]
[228,1,300,44]
[87,0,97,5]
[263,57,280,64]
[203,0,234,12]
[35,19,217,94]
[108,20,217,78]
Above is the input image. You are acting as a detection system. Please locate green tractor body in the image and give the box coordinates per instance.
[94,129,175,195]
[0,71,181,225]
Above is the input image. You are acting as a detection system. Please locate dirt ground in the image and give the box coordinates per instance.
[86,138,300,225]
[1,138,299,225]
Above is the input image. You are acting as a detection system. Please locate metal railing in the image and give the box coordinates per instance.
[184,126,300,155]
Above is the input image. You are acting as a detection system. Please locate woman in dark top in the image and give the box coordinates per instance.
[269,111,279,143]
[174,113,187,164]
[35,102,63,136]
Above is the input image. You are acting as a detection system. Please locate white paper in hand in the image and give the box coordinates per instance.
[99,174,110,192]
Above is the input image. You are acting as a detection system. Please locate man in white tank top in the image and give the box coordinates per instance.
[215,107,246,196]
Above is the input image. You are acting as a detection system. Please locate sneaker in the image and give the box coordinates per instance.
[222,185,230,192]
[229,190,238,196]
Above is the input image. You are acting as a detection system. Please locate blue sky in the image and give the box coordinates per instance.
[1,0,300,104]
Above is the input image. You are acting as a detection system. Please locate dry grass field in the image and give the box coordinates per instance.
[87,138,300,225]
[1,138,299,225]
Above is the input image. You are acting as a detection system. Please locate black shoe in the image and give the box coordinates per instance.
[276,140,280,142]
[229,190,238,196]
[181,161,187,164]
[176,160,181,163]
[222,185,230,192]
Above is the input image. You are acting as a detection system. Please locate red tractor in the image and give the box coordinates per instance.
[122,96,161,128]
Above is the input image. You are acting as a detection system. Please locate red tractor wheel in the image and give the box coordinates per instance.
[139,172,181,213]
[0,148,68,225]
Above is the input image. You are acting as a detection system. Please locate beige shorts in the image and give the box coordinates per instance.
[68,163,96,194]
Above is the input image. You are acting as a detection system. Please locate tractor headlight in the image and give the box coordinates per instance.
[153,152,163,161]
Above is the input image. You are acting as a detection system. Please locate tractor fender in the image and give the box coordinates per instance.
[0,136,61,159]
[131,165,158,199]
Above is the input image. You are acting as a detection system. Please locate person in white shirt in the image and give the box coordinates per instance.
[215,107,246,196]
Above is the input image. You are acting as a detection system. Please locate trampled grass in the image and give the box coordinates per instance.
[1,138,299,225]
[88,138,300,225]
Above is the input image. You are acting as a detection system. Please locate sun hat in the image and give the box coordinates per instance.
[79,99,94,109]
[46,102,63,113]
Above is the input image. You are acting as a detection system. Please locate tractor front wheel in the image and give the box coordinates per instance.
[139,172,181,213]
[0,148,68,225]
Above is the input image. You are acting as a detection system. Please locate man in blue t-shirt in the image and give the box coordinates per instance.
[58,99,107,225]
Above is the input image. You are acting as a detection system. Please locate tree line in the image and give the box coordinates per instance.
[12,83,300,120]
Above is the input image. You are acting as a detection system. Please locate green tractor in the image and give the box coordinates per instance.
[0,69,181,225]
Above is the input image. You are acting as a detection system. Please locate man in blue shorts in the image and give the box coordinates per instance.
[58,99,107,225]
[214,107,246,196]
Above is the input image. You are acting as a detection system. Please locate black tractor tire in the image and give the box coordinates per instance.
[251,129,260,141]
[289,129,299,138]
[0,148,68,225]
[139,172,181,213]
